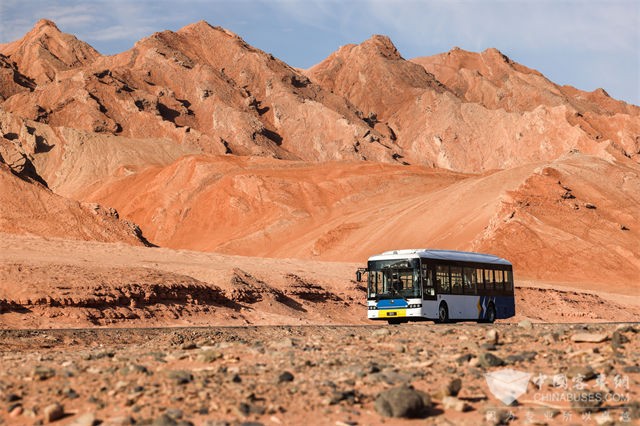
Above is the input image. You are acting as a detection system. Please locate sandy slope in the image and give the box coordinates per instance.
[1,233,638,330]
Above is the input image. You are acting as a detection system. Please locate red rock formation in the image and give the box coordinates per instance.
[0,161,148,245]
[0,19,99,84]
[0,54,34,100]
[2,21,400,163]
[0,20,638,294]
[308,38,640,170]
[413,47,640,160]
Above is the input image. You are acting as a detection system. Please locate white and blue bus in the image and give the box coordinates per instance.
[357,249,515,324]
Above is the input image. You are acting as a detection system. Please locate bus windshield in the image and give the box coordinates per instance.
[367,259,420,300]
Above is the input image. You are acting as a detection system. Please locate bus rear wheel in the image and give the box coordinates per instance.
[437,303,449,323]
[486,303,496,323]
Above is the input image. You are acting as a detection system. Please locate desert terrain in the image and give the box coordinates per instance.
[0,18,639,424]
[1,324,639,425]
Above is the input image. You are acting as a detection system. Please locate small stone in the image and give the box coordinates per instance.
[167,370,193,384]
[458,387,487,401]
[278,371,294,383]
[616,324,637,333]
[9,405,23,417]
[570,391,604,413]
[63,387,80,399]
[611,331,630,349]
[485,409,514,425]
[197,350,222,363]
[517,320,533,330]
[585,203,597,209]
[571,333,609,343]
[33,366,56,380]
[374,385,431,418]
[130,364,149,374]
[444,378,462,397]
[455,354,473,365]
[152,414,177,426]
[504,351,537,365]
[235,402,265,417]
[6,394,21,403]
[164,408,183,419]
[44,402,64,423]
[273,338,296,348]
[486,329,499,345]
[67,413,98,426]
[441,396,469,412]
[372,328,391,337]
[102,416,135,426]
[479,352,505,368]
[328,390,356,405]
[566,365,596,381]
[180,342,197,350]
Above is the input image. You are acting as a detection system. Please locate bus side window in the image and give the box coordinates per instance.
[495,270,504,292]
[451,267,462,294]
[505,270,514,292]
[436,265,450,294]
[484,269,494,292]
[463,267,476,294]
[476,269,484,292]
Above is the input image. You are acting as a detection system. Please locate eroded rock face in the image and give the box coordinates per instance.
[412,47,640,161]
[0,54,35,100]
[308,38,640,171]
[0,19,99,85]
[1,21,401,164]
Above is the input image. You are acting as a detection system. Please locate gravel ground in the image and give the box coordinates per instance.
[0,323,638,425]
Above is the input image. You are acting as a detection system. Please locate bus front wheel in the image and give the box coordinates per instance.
[486,303,496,323]
[437,303,449,323]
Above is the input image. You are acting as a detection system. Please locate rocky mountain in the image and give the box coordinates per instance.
[0,19,638,290]
[307,37,639,171]
[0,19,99,85]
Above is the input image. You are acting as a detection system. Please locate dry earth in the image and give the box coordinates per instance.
[1,233,639,330]
[0,324,639,425]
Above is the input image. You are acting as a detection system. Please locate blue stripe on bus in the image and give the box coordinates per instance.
[377,299,408,309]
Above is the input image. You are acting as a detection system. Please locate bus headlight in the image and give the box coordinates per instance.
[368,306,378,310]
[408,304,422,309]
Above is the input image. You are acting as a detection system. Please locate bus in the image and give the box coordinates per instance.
[356,249,515,324]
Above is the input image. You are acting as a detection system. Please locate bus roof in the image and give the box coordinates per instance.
[368,249,512,266]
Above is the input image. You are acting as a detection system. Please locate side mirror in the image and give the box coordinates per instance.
[356,271,362,282]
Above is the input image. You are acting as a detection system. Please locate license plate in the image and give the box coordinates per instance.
[387,312,397,316]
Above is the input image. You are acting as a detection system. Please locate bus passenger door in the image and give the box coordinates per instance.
[422,265,436,300]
